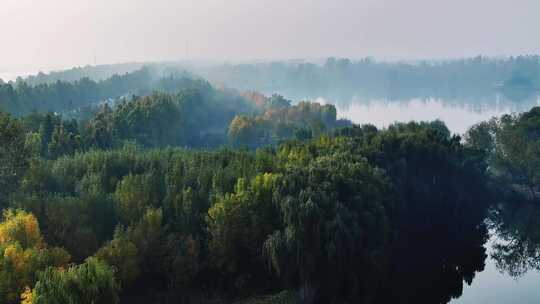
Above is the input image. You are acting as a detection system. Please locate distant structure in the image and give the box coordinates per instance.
[185,40,189,61]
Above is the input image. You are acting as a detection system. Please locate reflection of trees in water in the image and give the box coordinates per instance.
[499,87,539,103]
[376,220,488,304]
[315,93,539,116]
[489,203,540,278]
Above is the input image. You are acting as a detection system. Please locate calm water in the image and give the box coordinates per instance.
[452,232,540,304]
[321,94,540,304]
[327,95,540,135]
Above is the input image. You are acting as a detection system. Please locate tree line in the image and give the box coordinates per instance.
[1,69,346,155]
[0,67,213,117]
[0,68,153,116]
[192,56,540,101]
[13,56,540,104]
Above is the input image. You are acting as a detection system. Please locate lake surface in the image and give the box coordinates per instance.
[452,231,540,304]
[321,95,540,135]
[319,93,540,304]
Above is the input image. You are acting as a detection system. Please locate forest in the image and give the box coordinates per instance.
[13,55,540,104]
[14,56,540,103]
[0,67,539,304]
[193,56,540,102]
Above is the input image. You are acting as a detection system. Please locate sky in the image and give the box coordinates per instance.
[1,0,539,74]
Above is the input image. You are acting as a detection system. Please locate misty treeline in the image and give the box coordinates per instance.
[23,63,147,86]
[0,67,152,116]
[11,56,540,103]
[0,67,208,116]
[193,56,540,101]
[0,68,347,155]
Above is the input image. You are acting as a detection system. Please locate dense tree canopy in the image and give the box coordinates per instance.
[2,68,529,303]
[264,153,391,304]
[228,96,349,148]
[31,258,119,304]
[0,108,496,303]
[0,68,153,116]
[466,106,540,202]
[0,113,32,208]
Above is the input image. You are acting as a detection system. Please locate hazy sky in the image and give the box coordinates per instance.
[1,0,539,72]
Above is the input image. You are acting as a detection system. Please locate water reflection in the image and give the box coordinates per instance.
[373,184,540,304]
[453,203,540,304]
[377,223,488,304]
[489,203,540,278]
[322,94,540,134]
[498,86,539,103]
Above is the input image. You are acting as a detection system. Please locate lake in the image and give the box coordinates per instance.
[318,93,540,304]
[319,95,540,135]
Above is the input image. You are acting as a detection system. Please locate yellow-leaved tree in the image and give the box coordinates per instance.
[0,209,70,304]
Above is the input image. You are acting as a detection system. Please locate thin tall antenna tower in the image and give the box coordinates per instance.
[185,40,189,61]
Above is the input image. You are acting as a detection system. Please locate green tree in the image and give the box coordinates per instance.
[95,227,140,286]
[207,174,280,290]
[47,123,81,158]
[266,94,291,110]
[493,109,540,200]
[0,113,32,208]
[114,172,163,224]
[467,107,540,201]
[31,258,119,304]
[264,153,391,304]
